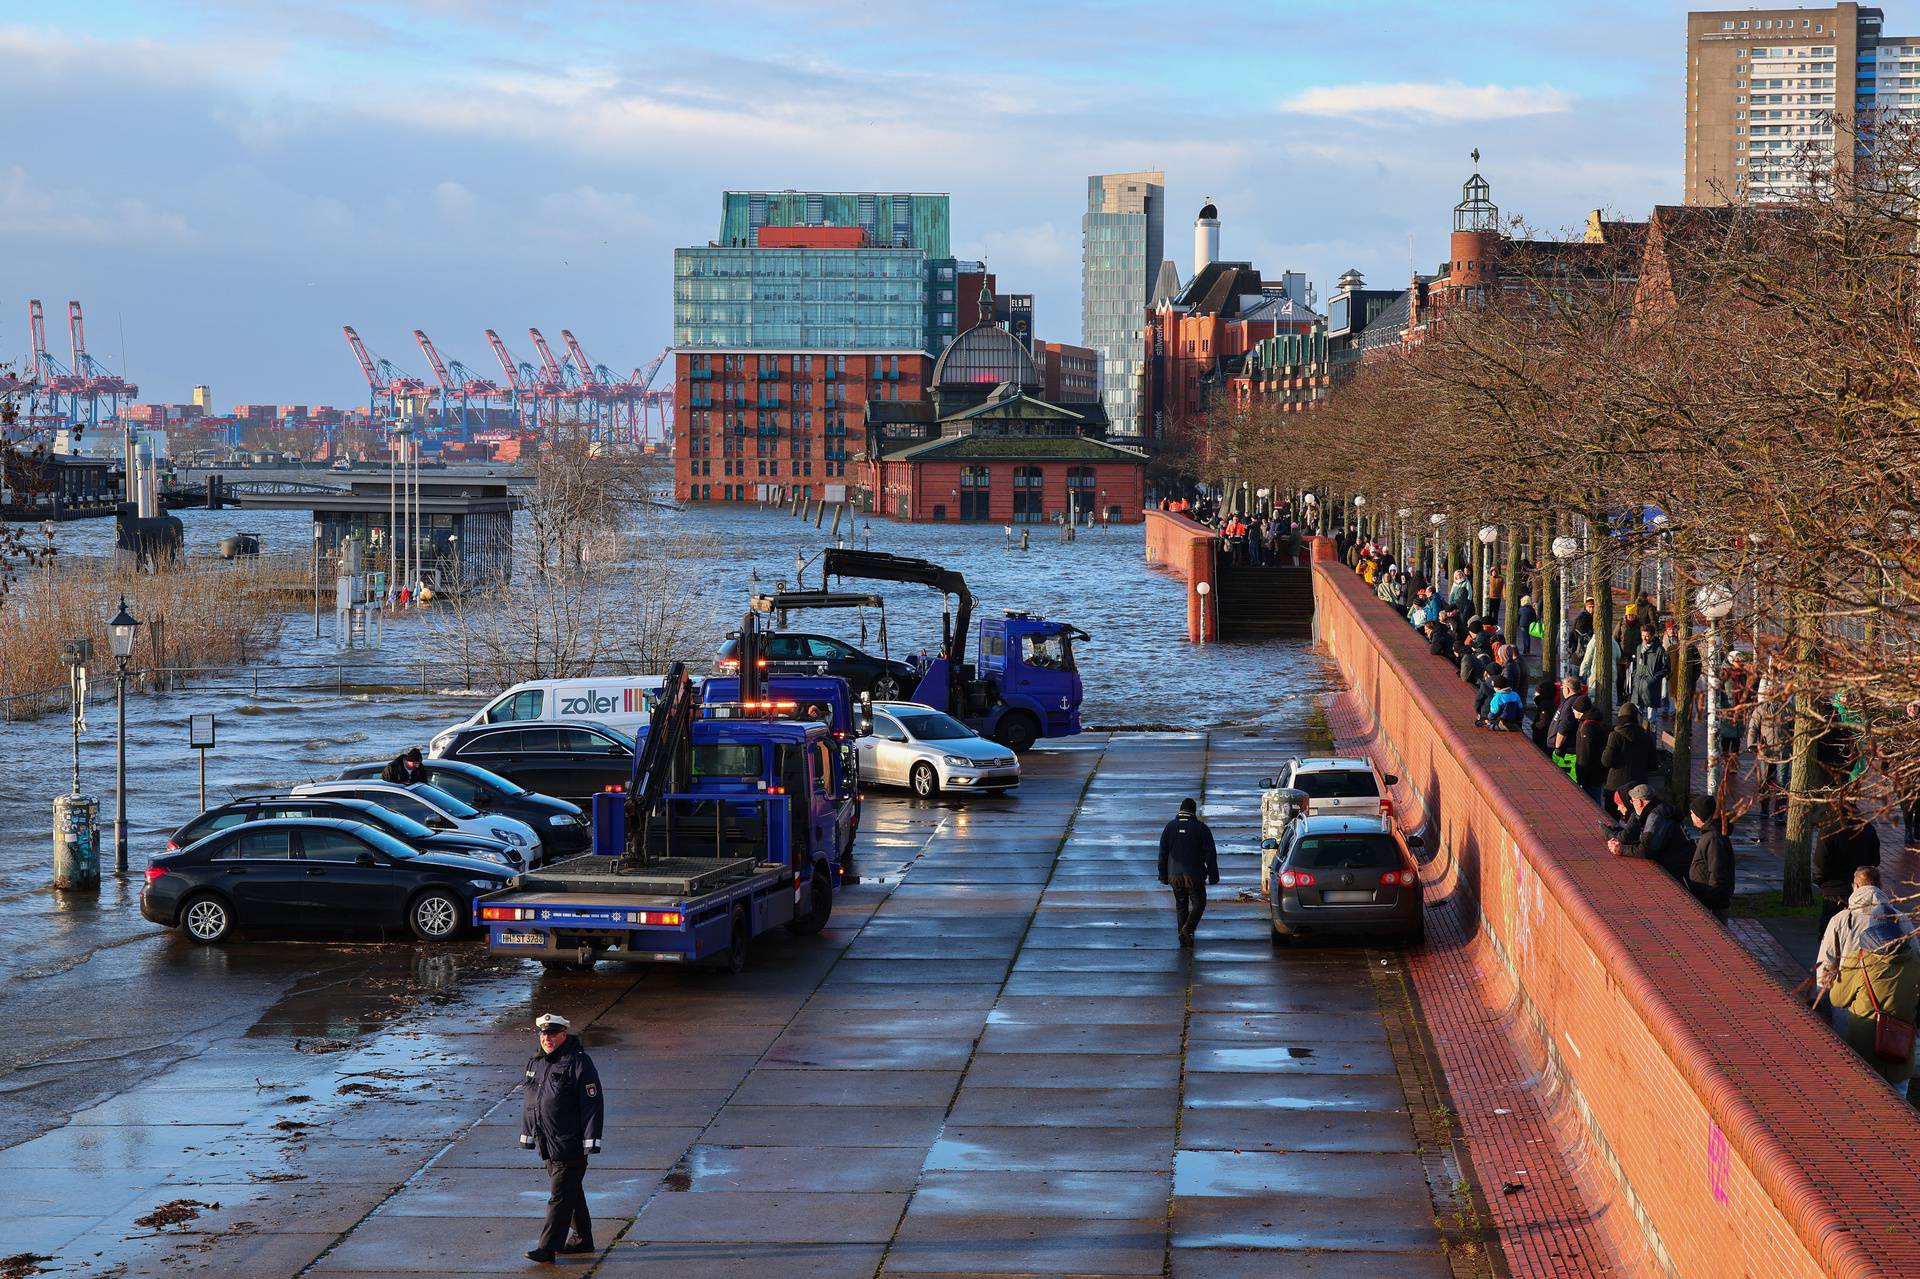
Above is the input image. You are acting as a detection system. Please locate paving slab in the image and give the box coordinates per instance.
[957,1052,1180,1091]
[1178,1105,1415,1154]
[308,1214,574,1273]
[923,1126,1176,1172]
[1170,1250,1455,1279]
[762,1032,980,1071]
[883,1211,1167,1275]
[731,1069,964,1109]
[629,1190,908,1243]
[702,1105,950,1149]
[906,1170,1171,1219]
[677,1144,928,1193]
[596,1241,886,1278]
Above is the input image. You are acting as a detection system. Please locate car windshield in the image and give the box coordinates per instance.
[353,807,434,839]
[1290,770,1380,799]
[1020,634,1075,671]
[434,760,526,797]
[1290,835,1400,870]
[356,825,419,859]
[411,783,478,818]
[895,711,975,742]
[691,743,764,778]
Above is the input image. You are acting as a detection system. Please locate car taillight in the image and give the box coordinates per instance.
[480,906,535,922]
[1379,798,1393,817]
[164,839,180,852]
[144,866,166,885]
[1381,869,1417,887]
[1279,870,1316,889]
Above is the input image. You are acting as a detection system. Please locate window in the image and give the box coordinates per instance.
[691,744,764,778]
[487,689,543,723]
[1021,634,1075,671]
[1290,834,1401,871]
[301,831,375,863]
[557,728,627,755]
[812,740,832,794]
[806,637,854,660]
[223,829,291,860]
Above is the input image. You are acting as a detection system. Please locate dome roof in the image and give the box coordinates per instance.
[1198,201,1218,220]
[933,322,1038,389]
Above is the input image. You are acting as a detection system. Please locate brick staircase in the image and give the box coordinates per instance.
[1216,562,1315,639]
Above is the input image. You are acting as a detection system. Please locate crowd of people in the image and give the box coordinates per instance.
[1337,532,1918,1098]
[1157,494,1311,567]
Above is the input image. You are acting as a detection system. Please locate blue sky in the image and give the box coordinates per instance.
[1,0,1690,407]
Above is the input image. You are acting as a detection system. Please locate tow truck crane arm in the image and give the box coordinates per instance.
[820,548,975,667]
[621,662,697,869]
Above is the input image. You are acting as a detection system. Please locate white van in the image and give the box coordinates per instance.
[430,676,665,757]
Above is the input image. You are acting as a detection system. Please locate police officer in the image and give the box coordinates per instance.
[520,1013,604,1263]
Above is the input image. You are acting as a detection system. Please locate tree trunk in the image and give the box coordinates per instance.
[1502,526,1522,651]
[1782,593,1821,906]
[1668,580,1694,808]
[1540,515,1560,687]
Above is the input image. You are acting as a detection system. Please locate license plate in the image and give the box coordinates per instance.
[498,930,546,946]
[1321,890,1377,905]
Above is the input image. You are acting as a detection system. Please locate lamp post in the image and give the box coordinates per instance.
[108,596,141,874]
[312,520,323,639]
[1397,508,1412,571]
[1552,535,1579,679]
[1428,513,1447,588]
[1195,580,1211,644]
[1698,582,1735,797]
[1475,524,1498,616]
[1352,494,1366,544]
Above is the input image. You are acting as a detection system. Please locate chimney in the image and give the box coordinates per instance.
[1194,199,1220,276]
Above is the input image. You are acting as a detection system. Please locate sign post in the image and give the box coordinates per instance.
[189,713,216,810]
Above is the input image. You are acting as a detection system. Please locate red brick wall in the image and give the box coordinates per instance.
[876,457,1143,524]
[1312,558,1920,1279]
[1144,510,1218,642]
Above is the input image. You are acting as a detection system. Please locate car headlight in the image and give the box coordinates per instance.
[471,849,509,865]
[548,815,574,828]
[430,733,455,757]
[469,878,501,889]
[943,755,973,767]
[491,827,527,846]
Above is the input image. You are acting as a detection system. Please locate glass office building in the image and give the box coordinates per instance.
[1081,172,1166,440]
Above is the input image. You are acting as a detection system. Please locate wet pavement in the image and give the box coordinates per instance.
[0,722,1471,1278]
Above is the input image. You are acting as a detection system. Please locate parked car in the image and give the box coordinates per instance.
[1266,813,1424,945]
[427,720,635,802]
[289,780,541,862]
[429,676,663,754]
[1258,757,1397,892]
[167,795,524,870]
[140,818,514,944]
[856,701,1020,798]
[716,631,918,700]
[339,758,589,859]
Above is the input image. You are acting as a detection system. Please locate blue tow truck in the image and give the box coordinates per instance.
[775,548,1087,752]
[473,654,854,972]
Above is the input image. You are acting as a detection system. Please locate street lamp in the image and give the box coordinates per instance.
[312,521,324,639]
[107,596,141,874]
[1195,580,1211,644]
[1552,535,1579,679]
[1698,582,1735,797]
[1429,513,1448,586]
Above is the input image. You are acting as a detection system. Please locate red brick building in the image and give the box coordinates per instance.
[1138,262,1316,447]
[1038,340,1100,404]
[675,350,930,504]
[859,318,1145,523]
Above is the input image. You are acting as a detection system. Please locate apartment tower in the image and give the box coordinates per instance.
[1684,5,1908,202]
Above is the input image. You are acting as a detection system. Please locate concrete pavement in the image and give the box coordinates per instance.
[3,731,1482,1278]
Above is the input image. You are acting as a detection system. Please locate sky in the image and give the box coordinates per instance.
[1,0,1694,408]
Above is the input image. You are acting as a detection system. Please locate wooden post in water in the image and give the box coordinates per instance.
[830,504,843,537]
[813,500,827,529]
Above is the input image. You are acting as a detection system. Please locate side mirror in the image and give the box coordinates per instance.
[1258,777,1276,790]
[1383,773,1400,786]
[1405,834,1425,850]
[355,852,378,867]
[1260,839,1278,850]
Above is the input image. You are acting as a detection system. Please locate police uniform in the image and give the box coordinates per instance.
[520,1014,604,1259]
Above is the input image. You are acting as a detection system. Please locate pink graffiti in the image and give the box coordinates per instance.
[1706,1123,1730,1205]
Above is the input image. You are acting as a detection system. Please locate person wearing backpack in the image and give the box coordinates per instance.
[1822,867,1919,1098]
[1609,783,1688,881]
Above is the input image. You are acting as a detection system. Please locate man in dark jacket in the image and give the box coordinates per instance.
[1813,810,1881,924]
[1423,620,1456,661]
[1574,706,1609,805]
[520,1013,605,1263]
[1600,705,1651,818]
[1157,797,1219,948]
[1685,797,1735,920]
[382,747,428,785]
[1548,679,1589,756]
[1610,783,1688,880]
[1625,625,1668,730]
[1459,645,1487,688]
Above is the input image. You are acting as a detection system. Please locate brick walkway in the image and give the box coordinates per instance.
[1323,689,1642,1279]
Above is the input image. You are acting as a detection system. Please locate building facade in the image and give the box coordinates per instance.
[1139,261,1318,449]
[860,314,1145,524]
[673,191,957,503]
[1038,341,1100,404]
[1683,5,1919,203]
[1082,171,1167,441]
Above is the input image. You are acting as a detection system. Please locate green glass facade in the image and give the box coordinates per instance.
[1081,174,1164,439]
[678,191,956,354]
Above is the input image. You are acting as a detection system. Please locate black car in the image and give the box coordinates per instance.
[716,631,918,700]
[167,796,525,871]
[425,720,635,803]
[339,758,590,859]
[1266,814,1425,944]
[140,818,513,944]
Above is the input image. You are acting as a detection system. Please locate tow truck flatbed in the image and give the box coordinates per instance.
[514,854,763,897]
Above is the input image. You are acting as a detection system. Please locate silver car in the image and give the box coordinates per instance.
[291,780,544,865]
[1257,757,1397,896]
[858,702,1021,798]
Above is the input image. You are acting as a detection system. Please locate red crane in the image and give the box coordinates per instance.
[527,328,577,422]
[343,326,426,421]
[414,329,499,433]
[485,329,542,428]
[64,301,137,427]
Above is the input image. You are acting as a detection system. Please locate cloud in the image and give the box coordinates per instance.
[1279,81,1573,122]
[0,165,191,242]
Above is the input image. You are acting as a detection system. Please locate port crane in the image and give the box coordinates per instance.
[414,329,501,432]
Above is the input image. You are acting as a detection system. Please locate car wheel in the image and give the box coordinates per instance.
[725,906,751,974]
[994,711,1040,754]
[1269,920,1293,947]
[181,893,233,945]
[788,862,833,934]
[872,674,901,701]
[1406,913,1427,946]
[409,889,463,942]
[909,762,939,799]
